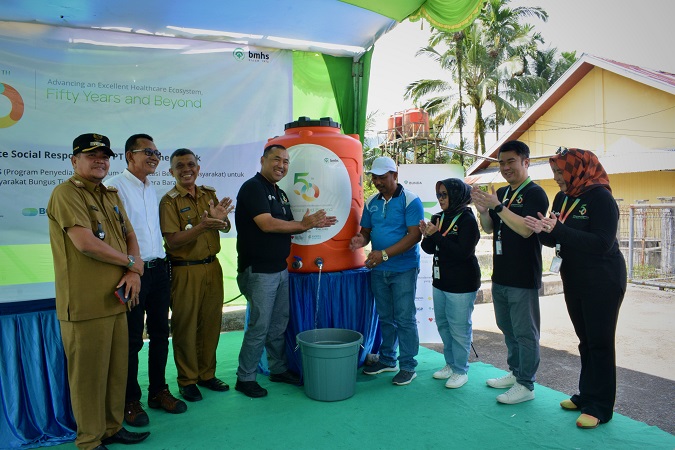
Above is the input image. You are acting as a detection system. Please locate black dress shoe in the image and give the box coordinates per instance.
[102,427,150,445]
[93,445,108,450]
[179,384,203,402]
[235,380,268,398]
[269,370,301,385]
[197,377,230,392]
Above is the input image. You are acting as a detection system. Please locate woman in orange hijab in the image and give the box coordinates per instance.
[524,148,626,429]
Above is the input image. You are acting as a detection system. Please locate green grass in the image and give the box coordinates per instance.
[630,264,660,280]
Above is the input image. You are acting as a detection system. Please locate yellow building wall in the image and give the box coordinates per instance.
[538,171,675,205]
[515,66,675,205]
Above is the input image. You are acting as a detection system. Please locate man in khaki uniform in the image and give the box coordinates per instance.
[47,133,150,450]
[159,148,234,402]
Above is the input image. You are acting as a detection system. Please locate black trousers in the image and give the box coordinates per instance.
[125,261,171,401]
[562,262,626,423]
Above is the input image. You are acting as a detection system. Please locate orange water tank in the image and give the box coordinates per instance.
[267,117,365,273]
[403,108,429,137]
[387,112,403,141]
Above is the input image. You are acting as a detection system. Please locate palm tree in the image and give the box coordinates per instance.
[362,110,383,199]
[529,49,577,96]
[408,22,504,155]
[480,0,548,139]
[362,109,381,169]
[405,0,574,155]
[405,29,469,163]
[405,23,491,155]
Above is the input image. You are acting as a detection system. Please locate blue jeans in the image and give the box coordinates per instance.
[433,288,477,375]
[236,268,290,381]
[370,268,420,372]
[491,283,540,390]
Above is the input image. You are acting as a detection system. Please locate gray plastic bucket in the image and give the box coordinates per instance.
[296,328,363,402]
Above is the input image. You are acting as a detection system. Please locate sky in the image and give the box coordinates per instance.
[366,0,675,145]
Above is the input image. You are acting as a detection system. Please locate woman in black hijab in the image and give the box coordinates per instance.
[420,178,481,389]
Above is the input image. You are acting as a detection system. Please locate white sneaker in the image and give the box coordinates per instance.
[433,365,453,380]
[486,371,516,389]
[496,383,535,404]
[445,373,468,389]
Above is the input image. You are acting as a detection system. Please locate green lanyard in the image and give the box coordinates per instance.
[497,177,532,241]
[501,177,532,208]
[558,196,581,223]
[438,212,462,237]
[554,196,581,259]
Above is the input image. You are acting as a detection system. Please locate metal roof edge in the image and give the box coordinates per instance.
[466,53,675,175]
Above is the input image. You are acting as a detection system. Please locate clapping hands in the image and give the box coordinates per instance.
[523,211,558,234]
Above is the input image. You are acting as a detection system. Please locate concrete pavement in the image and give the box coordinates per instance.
[471,283,674,381]
[427,283,675,434]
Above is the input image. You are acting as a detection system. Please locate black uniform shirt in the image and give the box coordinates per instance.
[490,181,549,289]
[235,172,294,273]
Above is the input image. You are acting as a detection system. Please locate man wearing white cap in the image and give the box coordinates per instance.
[350,156,424,385]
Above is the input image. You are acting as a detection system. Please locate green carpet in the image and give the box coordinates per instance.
[52,331,674,449]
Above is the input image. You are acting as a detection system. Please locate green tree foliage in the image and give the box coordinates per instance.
[404,0,577,155]
[362,110,381,199]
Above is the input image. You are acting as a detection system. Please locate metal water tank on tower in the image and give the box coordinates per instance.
[402,108,429,138]
[386,112,403,141]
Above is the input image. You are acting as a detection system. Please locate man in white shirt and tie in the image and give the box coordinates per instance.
[105,134,187,428]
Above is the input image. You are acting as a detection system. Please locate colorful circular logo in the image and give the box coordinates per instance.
[293,173,321,202]
[278,144,350,246]
[0,83,24,128]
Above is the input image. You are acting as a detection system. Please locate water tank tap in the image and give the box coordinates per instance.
[314,257,324,270]
[292,256,303,270]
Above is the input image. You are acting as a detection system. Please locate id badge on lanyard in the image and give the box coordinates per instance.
[433,255,440,279]
[549,196,577,273]
[550,243,562,273]
[495,179,530,257]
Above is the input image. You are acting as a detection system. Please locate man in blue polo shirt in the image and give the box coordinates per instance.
[350,156,424,385]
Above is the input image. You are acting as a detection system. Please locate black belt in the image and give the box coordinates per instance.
[170,255,217,267]
[144,258,165,269]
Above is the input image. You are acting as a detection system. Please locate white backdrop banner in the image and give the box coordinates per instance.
[0,24,292,245]
[398,163,465,343]
[0,22,292,301]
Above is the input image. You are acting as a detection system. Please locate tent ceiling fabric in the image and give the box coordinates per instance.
[345,0,486,32]
[1,0,484,57]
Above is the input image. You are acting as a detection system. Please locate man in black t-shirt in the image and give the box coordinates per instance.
[234,144,336,398]
[471,140,549,405]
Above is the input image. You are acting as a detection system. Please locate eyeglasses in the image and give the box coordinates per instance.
[436,192,448,199]
[556,147,569,156]
[131,148,162,158]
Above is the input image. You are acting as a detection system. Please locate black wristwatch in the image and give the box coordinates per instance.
[492,204,504,213]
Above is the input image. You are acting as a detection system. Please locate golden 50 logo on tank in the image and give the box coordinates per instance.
[293,173,320,202]
[278,144,350,245]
